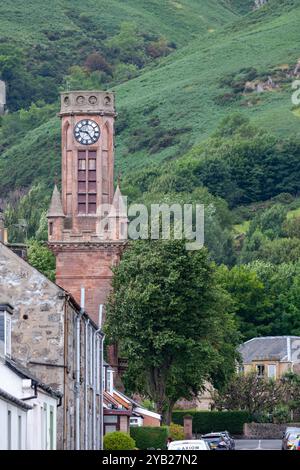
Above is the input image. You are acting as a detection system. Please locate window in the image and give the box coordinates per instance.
[7,410,11,450]
[50,407,54,450]
[0,311,11,357]
[18,415,22,450]
[103,366,106,392]
[268,364,276,379]
[104,415,118,424]
[107,370,114,395]
[256,364,265,378]
[77,150,97,214]
[43,403,47,450]
[104,415,119,435]
[49,222,53,236]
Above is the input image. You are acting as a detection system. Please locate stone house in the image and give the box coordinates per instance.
[239,336,300,379]
[0,241,104,450]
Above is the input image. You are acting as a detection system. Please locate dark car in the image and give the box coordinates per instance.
[202,433,230,450]
[220,431,235,450]
[282,429,300,450]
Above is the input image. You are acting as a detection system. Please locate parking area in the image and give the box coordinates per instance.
[235,439,282,450]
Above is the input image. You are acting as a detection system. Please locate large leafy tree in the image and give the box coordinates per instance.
[222,261,300,339]
[105,239,239,423]
[220,264,273,340]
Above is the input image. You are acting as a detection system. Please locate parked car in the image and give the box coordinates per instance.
[292,435,300,451]
[282,429,300,450]
[220,431,235,450]
[202,433,230,450]
[168,440,210,451]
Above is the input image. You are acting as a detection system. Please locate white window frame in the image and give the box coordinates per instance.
[107,370,114,395]
[0,311,11,357]
[5,314,11,357]
[267,364,277,379]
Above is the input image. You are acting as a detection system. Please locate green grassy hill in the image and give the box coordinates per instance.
[1,0,300,202]
[0,0,239,47]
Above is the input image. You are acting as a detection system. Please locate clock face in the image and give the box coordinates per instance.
[74,119,100,145]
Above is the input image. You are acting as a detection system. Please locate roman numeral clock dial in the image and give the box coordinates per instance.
[74,119,100,145]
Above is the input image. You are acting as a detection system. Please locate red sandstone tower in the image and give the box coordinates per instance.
[47,91,127,368]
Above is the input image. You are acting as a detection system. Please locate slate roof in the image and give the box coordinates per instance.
[239,336,300,363]
[5,356,62,399]
[0,387,32,411]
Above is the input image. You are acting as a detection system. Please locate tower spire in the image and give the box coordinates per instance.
[47,185,65,218]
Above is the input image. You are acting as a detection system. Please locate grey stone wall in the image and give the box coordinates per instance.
[244,422,300,439]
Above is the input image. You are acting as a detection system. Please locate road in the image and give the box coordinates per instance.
[235,439,282,450]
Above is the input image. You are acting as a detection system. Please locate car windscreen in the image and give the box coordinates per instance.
[204,437,222,443]
[288,433,300,441]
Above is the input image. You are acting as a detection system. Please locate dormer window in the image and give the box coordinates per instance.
[0,303,13,357]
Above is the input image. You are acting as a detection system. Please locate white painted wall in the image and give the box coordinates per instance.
[0,359,58,449]
[0,399,27,450]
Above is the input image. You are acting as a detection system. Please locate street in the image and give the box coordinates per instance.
[235,440,282,450]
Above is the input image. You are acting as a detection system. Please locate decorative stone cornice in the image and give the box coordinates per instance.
[48,240,127,254]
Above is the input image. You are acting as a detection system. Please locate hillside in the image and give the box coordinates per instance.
[0,0,240,47]
[1,0,300,224]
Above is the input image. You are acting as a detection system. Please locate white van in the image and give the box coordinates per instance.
[168,440,210,451]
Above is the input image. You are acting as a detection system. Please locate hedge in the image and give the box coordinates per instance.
[130,426,168,449]
[172,411,252,435]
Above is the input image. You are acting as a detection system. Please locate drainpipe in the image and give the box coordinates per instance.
[99,305,104,451]
[100,333,105,450]
[93,305,103,450]
[22,381,38,401]
[75,288,85,450]
[84,318,89,450]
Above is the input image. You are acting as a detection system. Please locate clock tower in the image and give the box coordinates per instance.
[47,91,127,369]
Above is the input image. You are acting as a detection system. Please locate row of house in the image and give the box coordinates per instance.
[0,236,161,450]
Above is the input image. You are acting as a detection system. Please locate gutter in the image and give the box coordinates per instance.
[0,387,33,411]
[22,381,38,401]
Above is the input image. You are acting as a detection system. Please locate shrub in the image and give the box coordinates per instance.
[172,411,252,435]
[169,423,184,441]
[130,427,168,449]
[103,431,136,450]
[272,405,291,424]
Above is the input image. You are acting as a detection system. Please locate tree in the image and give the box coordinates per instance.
[84,52,112,75]
[105,239,239,423]
[220,264,273,340]
[106,22,146,67]
[247,204,288,240]
[27,240,55,281]
[281,372,300,418]
[213,372,284,416]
